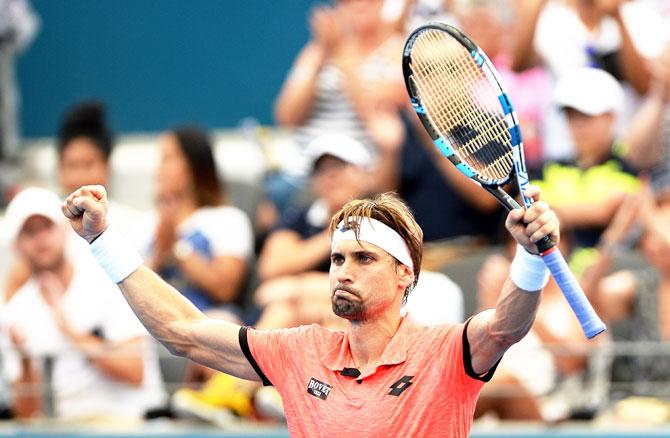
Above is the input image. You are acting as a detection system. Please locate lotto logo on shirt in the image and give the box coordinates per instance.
[306,377,332,400]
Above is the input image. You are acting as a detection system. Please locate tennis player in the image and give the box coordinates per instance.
[62,184,557,437]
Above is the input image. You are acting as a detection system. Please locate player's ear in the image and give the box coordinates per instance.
[397,263,414,289]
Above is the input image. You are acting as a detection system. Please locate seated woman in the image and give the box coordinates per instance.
[148,126,253,317]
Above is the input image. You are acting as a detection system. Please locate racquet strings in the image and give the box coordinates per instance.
[409,29,514,181]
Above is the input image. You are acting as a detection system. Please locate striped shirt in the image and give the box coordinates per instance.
[293,36,403,156]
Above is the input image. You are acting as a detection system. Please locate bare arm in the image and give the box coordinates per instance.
[554,192,626,229]
[510,0,548,72]
[61,186,261,382]
[65,335,145,386]
[12,357,41,419]
[9,327,41,418]
[468,278,542,374]
[257,229,331,280]
[623,50,670,169]
[117,267,259,380]
[468,186,559,373]
[178,254,247,303]
[3,258,30,302]
[274,43,328,127]
[580,192,640,302]
[274,6,342,127]
[611,7,651,95]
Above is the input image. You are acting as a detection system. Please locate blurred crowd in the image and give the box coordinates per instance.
[1,0,670,429]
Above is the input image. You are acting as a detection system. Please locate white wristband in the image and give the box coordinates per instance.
[89,225,143,284]
[510,244,550,292]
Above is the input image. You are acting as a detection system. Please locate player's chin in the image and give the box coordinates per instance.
[331,297,366,321]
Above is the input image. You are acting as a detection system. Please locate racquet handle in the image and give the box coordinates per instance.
[519,192,606,338]
[539,246,606,339]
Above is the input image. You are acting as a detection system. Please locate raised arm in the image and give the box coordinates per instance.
[510,0,547,72]
[623,47,670,169]
[257,228,331,280]
[273,7,340,127]
[61,185,261,382]
[467,186,558,374]
[607,1,652,95]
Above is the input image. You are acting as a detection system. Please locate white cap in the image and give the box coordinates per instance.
[305,133,372,170]
[3,187,65,244]
[553,68,624,116]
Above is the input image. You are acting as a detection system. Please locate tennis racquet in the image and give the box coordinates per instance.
[402,22,605,339]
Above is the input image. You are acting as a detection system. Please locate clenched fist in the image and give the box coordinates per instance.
[505,185,560,255]
[62,185,109,243]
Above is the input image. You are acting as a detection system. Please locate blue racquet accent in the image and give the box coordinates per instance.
[498,93,513,115]
[434,137,454,157]
[456,162,476,178]
[402,22,606,339]
[540,248,606,339]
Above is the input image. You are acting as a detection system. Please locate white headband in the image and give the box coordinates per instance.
[331,217,414,272]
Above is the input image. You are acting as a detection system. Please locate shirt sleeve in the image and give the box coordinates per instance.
[429,320,499,393]
[239,325,313,388]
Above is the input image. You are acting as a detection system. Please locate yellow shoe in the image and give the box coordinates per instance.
[172,388,239,428]
[172,373,253,422]
[199,372,254,417]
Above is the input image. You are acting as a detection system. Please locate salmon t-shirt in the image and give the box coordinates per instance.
[239,316,495,437]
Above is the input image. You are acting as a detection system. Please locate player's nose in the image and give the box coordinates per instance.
[336,258,354,284]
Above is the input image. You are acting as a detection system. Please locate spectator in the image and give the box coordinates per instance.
[148,126,253,316]
[457,0,552,170]
[255,133,374,328]
[56,101,143,241]
[475,237,594,422]
[3,101,143,302]
[625,45,670,179]
[274,0,406,156]
[0,0,38,162]
[511,0,668,161]
[589,180,670,411]
[0,187,164,420]
[385,0,459,33]
[374,109,504,246]
[532,68,640,249]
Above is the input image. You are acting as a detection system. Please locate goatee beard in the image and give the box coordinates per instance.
[332,295,366,321]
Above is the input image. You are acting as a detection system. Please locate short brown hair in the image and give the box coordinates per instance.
[328,193,424,301]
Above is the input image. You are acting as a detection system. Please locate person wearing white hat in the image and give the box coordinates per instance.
[255,133,374,328]
[0,187,164,420]
[532,67,640,249]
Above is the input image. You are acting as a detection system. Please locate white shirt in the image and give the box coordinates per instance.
[533,1,669,161]
[176,206,253,259]
[402,271,464,325]
[0,265,165,420]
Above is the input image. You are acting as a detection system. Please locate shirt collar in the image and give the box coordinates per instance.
[323,316,420,372]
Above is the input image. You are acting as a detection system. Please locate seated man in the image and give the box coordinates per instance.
[0,188,164,420]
